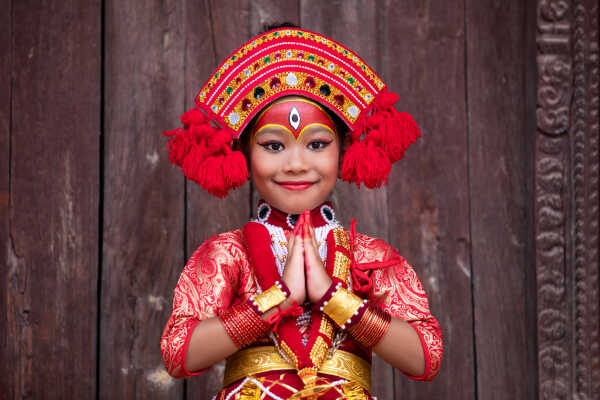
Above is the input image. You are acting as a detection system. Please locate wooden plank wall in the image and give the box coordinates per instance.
[467,1,538,399]
[384,1,475,399]
[3,0,584,399]
[2,0,101,398]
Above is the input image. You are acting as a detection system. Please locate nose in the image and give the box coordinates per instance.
[283,146,308,173]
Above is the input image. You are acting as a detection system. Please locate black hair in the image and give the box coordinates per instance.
[260,22,300,34]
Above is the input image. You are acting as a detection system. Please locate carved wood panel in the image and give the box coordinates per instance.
[535,0,600,399]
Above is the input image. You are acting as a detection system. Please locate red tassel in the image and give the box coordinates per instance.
[188,145,248,198]
[163,106,249,197]
[180,108,207,127]
[341,140,391,188]
[374,91,399,109]
[342,90,420,187]
[370,111,420,163]
[221,146,249,192]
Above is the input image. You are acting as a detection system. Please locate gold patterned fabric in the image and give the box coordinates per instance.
[161,227,443,388]
[223,346,371,395]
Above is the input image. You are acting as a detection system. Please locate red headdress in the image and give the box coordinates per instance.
[163,27,420,197]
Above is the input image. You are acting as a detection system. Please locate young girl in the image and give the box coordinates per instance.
[161,26,442,399]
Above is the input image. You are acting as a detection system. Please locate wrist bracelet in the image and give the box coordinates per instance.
[348,305,392,348]
[317,282,368,330]
[249,281,290,314]
[220,302,270,348]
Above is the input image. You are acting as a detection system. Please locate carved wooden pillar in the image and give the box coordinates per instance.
[535,0,599,399]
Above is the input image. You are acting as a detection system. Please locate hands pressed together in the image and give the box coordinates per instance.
[184,210,428,378]
[280,210,332,309]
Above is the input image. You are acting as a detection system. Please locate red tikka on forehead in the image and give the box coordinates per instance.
[251,97,337,141]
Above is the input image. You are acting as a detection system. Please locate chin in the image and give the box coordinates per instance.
[269,196,324,215]
[274,202,313,215]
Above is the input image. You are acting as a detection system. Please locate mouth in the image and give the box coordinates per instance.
[275,181,316,191]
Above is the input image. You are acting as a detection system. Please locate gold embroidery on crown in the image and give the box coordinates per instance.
[223,71,360,130]
[198,29,384,104]
[211,49,370,107]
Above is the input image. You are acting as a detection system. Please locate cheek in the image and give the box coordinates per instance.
[318,145,340,178]
[248,147,268,178]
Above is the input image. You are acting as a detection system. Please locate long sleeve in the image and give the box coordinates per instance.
[160,232,244,378]
[356,234,443,381]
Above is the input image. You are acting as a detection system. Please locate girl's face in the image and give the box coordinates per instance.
[248,97,340,214]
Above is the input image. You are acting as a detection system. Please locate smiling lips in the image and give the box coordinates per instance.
[276,181,315,191]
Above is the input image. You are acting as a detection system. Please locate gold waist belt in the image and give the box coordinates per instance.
[223,346,371,392]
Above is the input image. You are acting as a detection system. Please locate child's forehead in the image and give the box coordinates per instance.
[252,96,337,140]
[254,123,337,141]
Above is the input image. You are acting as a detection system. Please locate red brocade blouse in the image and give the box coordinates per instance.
[161,227,442,399]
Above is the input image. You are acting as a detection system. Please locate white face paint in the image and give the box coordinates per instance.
[289,106,301,130]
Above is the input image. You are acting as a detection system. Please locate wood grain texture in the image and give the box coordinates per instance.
[5,0,100,398]
[249,0,300,37]
[185,0,251,398]
[383,1,475,399]
[300,1,394,399]
[102,0,185,398]
[466,1,537,399]
[0,0,12,397]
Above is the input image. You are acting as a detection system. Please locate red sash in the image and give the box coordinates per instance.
[243,222,354,385]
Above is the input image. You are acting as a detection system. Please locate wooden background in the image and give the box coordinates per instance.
[1,0,598,399]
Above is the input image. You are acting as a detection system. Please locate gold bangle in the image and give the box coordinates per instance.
[322,286,365,328]
[252,282,287,313]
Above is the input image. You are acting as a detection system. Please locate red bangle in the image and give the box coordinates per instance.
[348,305,391,348]
[220,302,270,348]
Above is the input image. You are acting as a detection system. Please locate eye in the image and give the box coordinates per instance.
[258,141,284,152]
[307,140,332,151]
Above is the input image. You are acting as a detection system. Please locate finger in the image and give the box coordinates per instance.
[293,214,302,236]
[287,229,295,250]
[303,222,312,275]
[306,210,313,228]
[289,214,304,250]
[305,212,317,244]
[304,214,313,241]
[301,215,318,252]
[303,211,311,239]
[305,214,318,247]
[293,215,305,253]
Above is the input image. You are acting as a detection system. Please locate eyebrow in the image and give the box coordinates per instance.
[254,126,291,138]
[301,124,337,137]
